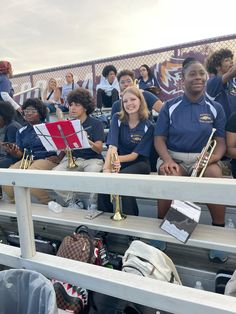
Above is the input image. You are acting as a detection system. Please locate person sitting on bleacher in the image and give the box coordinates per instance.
[2,98,58,204]
[42,78,61,113]
[96,64,120,109]
[101,86,154,216]
[53,88,104,209]
[0,101,21,168]
[111,69,163,120]
[61,72,79,112]
[138,64,161,96]
[226,112,236,178]
[154,58,227,262]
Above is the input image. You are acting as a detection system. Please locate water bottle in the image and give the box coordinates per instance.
[48,201,62,213]
[194,280,204,290]
[225,218,235,229]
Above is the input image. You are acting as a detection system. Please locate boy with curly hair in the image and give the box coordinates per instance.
[206,48,236,119]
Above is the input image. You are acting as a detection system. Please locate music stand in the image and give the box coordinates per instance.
[33,120,90,152]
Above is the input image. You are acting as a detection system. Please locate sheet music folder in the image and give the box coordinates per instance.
[160,200,201,243]
[33,120,90,151]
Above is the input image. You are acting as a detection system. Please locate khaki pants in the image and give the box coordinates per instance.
[3,159,57,204]
[53,157,104,203]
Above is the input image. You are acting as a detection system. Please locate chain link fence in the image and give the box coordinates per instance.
[11,34,236,104]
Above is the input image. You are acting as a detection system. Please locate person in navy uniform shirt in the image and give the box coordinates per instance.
[206,49,236,119]
[138,64,160,96]
[53,88,104,209]
[111,69,163,119]
[3,98,57,204]
[226,112,236,178]
[154,58,227,261]
[102,86,154,216]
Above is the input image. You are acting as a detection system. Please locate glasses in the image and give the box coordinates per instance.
[23,109,38,114]
[120,79,133,85]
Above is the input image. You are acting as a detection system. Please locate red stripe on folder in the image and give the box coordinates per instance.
[45,120,82,150]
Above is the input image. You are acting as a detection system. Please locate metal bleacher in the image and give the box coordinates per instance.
[0,169,236,313]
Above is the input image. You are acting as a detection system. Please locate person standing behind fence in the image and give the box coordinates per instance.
[101,86,154,216]
[2,98,58,204]
[154,58,227,262]
[61,72,79,112]
[96,65,120,109]
[42,78,61,113]
[206,49,236,119]
[138,64,161,97]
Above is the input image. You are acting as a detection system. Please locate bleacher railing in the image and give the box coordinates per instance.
[0,170,236,313]
[13,86,42,106]
[11,34,236,105]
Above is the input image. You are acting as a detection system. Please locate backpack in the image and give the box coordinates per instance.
[122,240,182,285]
[53,225,109,313]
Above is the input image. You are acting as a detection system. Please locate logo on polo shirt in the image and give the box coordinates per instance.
[130,134,142,143]
[199,114,213,123]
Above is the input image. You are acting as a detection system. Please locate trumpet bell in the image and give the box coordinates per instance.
[66,148,78,169]
[111,211,126,221]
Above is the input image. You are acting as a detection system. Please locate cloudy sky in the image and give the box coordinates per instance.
[1,0,235,74]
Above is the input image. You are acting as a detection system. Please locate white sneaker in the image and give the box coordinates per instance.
[65,199,84,209]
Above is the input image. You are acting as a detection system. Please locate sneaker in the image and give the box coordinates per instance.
[209,250,228,263]
[65,199,84,209]
[149,240,167,252]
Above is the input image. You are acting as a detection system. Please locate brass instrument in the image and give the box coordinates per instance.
[191,128,217,178]
[110,152,126,221]
[19,148,33,169]
[65,147,78,169]
[134,79,139,89]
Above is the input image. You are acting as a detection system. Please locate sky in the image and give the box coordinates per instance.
[1,0,236,74]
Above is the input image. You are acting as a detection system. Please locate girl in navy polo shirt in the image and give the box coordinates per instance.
[138,64,160,96]
[154,58,227,262]
[3,98,58,204]
[103,86,154,216]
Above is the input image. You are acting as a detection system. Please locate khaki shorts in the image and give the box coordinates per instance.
[156,150,199,175]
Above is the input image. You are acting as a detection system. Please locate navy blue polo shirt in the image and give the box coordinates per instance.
[111,90,158,118]
[16,124,57,160]
[0,74,14,100]
[138,77,159,90]
[206,75,236,119]
[72,115,104,160]
[107,114,154,157]
[154,94,226,153]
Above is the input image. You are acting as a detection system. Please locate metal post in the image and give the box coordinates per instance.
[13,186,36,258]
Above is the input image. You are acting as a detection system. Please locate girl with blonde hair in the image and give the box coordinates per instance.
[102,86,154,216]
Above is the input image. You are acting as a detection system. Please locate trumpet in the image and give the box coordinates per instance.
[110,152,126,221]
[191,128,217,178]
[65,147,78,169]
[19,148,33,169]
[134,79,139,89]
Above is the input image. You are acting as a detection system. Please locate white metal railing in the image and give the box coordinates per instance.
[13,87,42,105]
[13,86,42,97]
[0,169,236,313]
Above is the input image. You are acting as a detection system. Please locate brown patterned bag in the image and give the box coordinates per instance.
[56,225,96,263]
[54,225,109,313]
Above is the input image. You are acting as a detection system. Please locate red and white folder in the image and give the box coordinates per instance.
[33,120,90,151]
